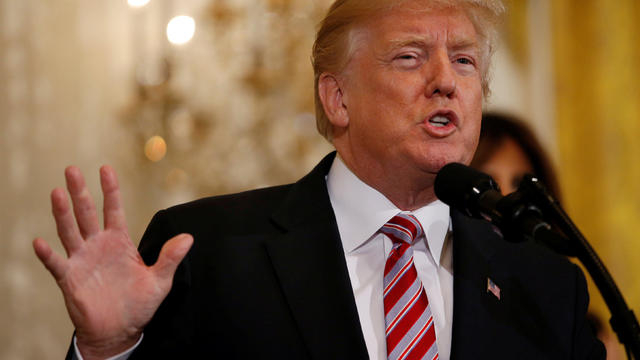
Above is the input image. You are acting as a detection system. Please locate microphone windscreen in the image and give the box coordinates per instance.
[434,163,498,216]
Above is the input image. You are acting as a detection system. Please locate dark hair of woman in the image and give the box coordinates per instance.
[470,112,561,200]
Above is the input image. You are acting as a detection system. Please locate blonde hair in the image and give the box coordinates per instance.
[311,0,505,140]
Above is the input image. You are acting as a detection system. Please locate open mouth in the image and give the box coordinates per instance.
[428,115,451,127]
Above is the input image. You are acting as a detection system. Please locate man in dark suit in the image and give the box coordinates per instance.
[34,0,605,359]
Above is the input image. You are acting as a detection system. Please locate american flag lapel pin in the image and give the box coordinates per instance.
[487,277,501,300]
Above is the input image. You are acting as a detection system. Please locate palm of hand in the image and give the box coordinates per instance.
[33,166,192,358]
[61,229,160,341]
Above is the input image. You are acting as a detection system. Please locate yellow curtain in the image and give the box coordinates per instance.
[502,0,529,67]
[552,0,640,326]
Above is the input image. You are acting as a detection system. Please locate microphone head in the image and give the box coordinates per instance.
[434,162,500,218]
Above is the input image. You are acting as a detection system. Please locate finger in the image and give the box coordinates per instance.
[51,188,84,255]
[65,166,100,238]
[152,234,193,281]
[100,165,128,232]
[33,237,68,281]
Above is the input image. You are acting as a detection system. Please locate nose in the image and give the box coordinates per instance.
[425,52,456,98]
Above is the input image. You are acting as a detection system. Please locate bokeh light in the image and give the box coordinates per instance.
[127,0,150,8]
[144,135,167,162]
[165,168,188,188]
[166,16,196,45]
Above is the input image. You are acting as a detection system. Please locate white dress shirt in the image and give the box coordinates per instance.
[326,155,454,360]
[72,334,141,360]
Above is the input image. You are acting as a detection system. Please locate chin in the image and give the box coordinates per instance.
[415,147,471,174]
[399,134,471,172]
[413,156,454,176]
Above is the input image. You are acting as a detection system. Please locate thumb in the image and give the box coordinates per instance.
[33,237,68,281]
[152,233,193,281]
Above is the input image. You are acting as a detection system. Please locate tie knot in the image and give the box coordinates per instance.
[380,213,423,245]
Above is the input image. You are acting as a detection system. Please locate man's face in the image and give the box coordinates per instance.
[335,3,483,184]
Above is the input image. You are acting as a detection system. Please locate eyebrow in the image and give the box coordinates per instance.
[386,34,479,53]
[387,36,430,52]
[450,38,479,52]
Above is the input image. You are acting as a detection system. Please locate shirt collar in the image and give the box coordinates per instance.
[326,155,451,266]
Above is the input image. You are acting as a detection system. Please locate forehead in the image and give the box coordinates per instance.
[359,4,478,50]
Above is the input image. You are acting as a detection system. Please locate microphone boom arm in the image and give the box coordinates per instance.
[518,175,640,359]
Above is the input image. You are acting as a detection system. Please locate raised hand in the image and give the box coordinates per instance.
[33,166,193,359]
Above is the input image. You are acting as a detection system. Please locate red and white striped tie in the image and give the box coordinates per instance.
[381,213,438,360]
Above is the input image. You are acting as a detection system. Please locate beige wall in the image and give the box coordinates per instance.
[1,0,333,357]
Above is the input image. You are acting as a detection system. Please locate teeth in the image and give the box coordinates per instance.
[429,115,450,127]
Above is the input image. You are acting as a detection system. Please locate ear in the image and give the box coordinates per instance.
[318,73,349,128]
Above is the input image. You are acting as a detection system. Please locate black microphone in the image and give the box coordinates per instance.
[434,163,575,255]
[433,162,502,221]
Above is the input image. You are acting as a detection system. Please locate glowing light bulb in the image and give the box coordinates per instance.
[166,16,196,45]
[127,0,150,8]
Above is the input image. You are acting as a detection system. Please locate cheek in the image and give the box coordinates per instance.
[460,114,482,164]
[460,75,483,105]
[461,83,483,141]
[465,108,482,142]
[347,71,397,116]
[354,78,419,133]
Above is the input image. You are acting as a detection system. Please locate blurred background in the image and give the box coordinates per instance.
[0,0,638,358]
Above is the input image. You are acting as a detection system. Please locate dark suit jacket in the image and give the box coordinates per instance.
[108,153,604,359]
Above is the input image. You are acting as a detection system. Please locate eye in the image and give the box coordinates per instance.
[455,57,473,65]
[452,55,478,75]
[393,53,422,69]
[395,53,419,63]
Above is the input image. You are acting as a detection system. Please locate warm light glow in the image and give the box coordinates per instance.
[127,0,150,8]
[144,135,167,162]
[165,168,188,187]
[166,16,196,45]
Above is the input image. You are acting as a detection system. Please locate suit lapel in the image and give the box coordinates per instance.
[266,153,369,359]
[450,210,511,358]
